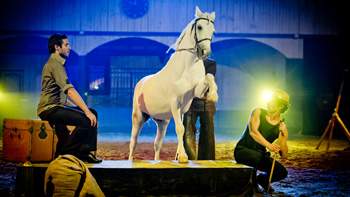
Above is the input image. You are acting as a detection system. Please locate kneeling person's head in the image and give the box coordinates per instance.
[267,89,290,114]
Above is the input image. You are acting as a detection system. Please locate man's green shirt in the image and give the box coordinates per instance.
[37,53,74,116]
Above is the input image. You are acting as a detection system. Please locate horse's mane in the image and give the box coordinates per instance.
[166,21,194,53]
[167,12,214,53]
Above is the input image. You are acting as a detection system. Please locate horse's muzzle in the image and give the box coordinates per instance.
[198,48,211,59]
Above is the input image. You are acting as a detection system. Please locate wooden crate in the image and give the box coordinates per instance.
[2,118,57,162]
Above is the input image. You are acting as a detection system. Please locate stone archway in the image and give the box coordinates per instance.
[84,37,174,129]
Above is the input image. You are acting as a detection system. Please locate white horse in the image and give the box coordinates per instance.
[129,6,217,163]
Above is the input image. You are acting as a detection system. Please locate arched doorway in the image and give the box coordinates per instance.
[85,37,174,107]
[85,37,174,131]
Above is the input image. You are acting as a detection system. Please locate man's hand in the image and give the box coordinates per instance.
[279,122,287,136]
[67,88,98,127]
[268,143,281,153]
[86,111,97,127]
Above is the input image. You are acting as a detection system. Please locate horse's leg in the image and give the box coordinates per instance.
[194,74,218,102]
[129,107,150,161]
[205,74,218,103]
[170,101,189,163]
[153,119,170,160]
[194,78,209,99]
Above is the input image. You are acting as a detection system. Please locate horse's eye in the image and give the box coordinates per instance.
[198,25,202,30]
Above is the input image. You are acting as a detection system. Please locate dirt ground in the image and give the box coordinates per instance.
[1,135,350,196]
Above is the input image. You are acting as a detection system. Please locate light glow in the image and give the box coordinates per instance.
[262,90,273,103]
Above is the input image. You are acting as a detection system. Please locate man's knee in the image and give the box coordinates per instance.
[275,163,288,180]
[89,108,98,117]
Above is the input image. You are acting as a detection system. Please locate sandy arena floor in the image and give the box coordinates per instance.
[1,135,350,196]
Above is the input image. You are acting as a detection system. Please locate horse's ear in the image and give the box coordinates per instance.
[210,12,215,21]
[196,6,203,18]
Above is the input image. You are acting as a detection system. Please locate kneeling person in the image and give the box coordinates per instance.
[234,89,290,193]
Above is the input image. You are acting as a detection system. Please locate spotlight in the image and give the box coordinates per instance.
[262,91,273,102]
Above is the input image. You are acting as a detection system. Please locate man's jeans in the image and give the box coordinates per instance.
[234,146,288,188]
[183,98,216,160]
[39,106,98,157]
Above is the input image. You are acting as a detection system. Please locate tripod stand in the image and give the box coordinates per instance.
[316,69,350,151]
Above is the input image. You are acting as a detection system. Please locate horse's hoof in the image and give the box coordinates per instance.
[178,155,189,163]
[207,93,218,103]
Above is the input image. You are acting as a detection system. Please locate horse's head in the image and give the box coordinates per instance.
[172,6,215,59]
[192,6,215,59]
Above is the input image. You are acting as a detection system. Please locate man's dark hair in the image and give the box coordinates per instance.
[48,33,68,54]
